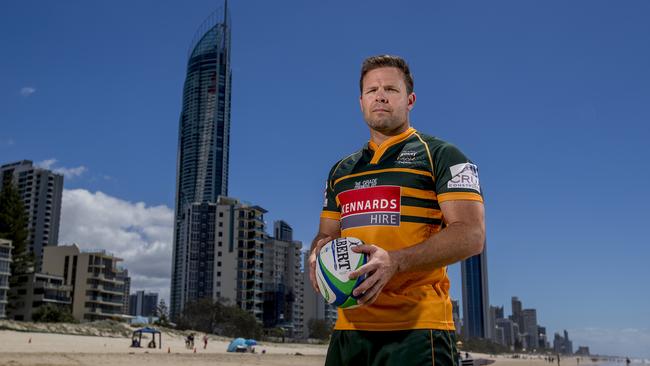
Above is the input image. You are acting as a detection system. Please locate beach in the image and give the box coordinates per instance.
[0,325,605,366]
[0,329,327,366]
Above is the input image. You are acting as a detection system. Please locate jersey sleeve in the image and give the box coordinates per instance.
[432,143,484,204]
[320,163,341,221]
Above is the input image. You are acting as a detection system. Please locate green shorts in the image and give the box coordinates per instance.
[325,329,459,366]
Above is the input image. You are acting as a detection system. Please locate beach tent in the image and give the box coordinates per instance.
[131,327,162,349]
[245,339,257,346]
[227,338,248,352]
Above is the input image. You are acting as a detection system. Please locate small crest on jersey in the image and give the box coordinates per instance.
[396,150,418,164]
[448,163,481,192]
[354,178,378,189]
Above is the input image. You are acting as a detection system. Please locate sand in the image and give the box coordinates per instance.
[0,328,603,366]
[0,330,327,366]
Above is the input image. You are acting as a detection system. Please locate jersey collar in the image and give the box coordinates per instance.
[366,127,416,164]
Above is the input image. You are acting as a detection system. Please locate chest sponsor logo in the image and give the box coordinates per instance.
[448,163,481,192]
[338,186,400,230]
[396,150,418,164]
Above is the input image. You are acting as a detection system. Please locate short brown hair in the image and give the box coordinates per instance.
[359,55,414,95]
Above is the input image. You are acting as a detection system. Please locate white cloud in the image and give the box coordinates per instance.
[20,87,36,97]
[59,189,173,303]
[36,158,87,179]
[570,327,650,359]
[37,159,57,170]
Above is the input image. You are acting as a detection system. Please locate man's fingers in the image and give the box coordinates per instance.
[351,244,376,254]
[309,267,319,292]
[315,236,333,250]
[348,261,378,280]
[358,274,388,305]
[357,278,382,305]
[362,287,382,306]
[352,271,379,297]
[309,251,320,292]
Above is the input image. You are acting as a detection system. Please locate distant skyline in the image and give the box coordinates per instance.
[1,0,648,358]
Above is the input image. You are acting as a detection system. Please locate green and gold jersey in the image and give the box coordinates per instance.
[320,127,483,331]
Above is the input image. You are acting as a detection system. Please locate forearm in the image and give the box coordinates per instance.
[392,221,485,273]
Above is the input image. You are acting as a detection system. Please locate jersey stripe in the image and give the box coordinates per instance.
[321,210,340,220]
[401,205,442,219]
[333,167,434,187]
[437,192,483,203]
[401,215,442,225]
[413,132,435,177]
[401,196,440,210]
[401,186,437,200]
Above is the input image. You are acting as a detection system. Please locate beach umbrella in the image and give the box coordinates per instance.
[245,339,257,346]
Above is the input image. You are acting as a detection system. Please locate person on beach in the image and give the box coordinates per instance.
[309,54,486,366]
[203,334,208,349]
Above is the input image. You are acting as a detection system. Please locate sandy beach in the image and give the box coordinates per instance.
[0,325,603,366]
[0,329,327,366]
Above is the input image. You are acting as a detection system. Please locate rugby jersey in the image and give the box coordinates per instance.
[320,127,483,331]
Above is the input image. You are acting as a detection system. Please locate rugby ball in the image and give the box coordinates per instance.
[315,237,367,309]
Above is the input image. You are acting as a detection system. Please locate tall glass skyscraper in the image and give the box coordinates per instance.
[170,3,232,320]
[461,242,490,339]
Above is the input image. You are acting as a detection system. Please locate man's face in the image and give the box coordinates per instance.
[359,67,415,135]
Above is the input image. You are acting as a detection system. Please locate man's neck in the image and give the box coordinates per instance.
[369,123,411,146]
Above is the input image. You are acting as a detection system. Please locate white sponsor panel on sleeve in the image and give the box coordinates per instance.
[323,182,328,207]
[447,163,481,192]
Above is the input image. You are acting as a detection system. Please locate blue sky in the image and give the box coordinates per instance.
[1,0,649,358]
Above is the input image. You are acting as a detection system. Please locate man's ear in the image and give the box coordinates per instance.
[407,92,416,111]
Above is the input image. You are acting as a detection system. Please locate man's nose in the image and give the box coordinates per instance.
[375,89,388,103]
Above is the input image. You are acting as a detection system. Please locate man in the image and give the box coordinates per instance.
[309,55,486,366]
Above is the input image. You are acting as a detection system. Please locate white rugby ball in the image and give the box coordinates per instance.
[316,237,367,309]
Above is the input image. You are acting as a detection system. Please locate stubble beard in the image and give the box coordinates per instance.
[364,113,408,135]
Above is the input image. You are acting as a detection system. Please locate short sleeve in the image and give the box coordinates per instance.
[321,164,341,220]
[433,143,484,204]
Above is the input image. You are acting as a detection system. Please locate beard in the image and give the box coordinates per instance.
[364,112,407,134]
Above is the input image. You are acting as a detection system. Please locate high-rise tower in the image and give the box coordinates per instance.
[0,160,63,272]
[170,3,232,319]
[461,241,490,339]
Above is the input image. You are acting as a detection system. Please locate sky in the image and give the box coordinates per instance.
[1,0,649,358]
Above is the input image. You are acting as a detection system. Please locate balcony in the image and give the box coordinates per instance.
[37,294,72,304]
[86,295,123,306]
[92,273,122,284]
[36,282,73,292]
[87,283,124,295]
[84,307,124,317]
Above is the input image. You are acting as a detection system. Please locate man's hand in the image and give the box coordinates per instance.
[348,245,401,306]
[308,235,333,293]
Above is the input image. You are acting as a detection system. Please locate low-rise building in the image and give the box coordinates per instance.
[7,272,72,321]
[43,244,129,322]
